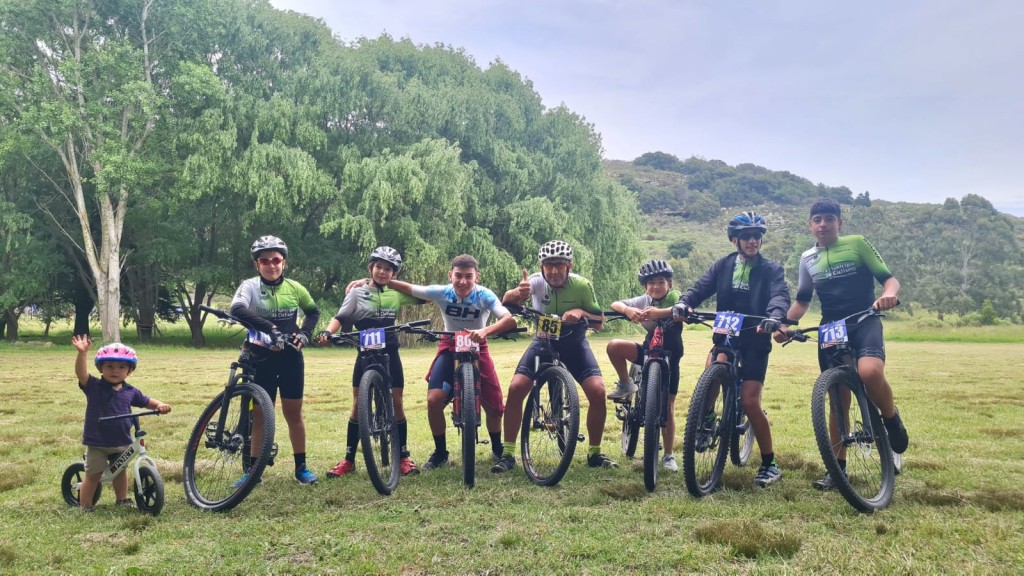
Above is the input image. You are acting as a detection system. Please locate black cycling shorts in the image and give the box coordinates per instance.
[817,314,886,371]
[634,343,682,395]
[250,347,305,402]
[353,349,406,389]
[514,337,602,383]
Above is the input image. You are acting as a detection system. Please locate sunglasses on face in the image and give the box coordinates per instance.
[257,257,284,265]
[738,232,763,241]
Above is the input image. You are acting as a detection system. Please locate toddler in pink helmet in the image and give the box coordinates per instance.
[70,335,171,511]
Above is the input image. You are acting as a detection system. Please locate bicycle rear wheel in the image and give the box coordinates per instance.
[458,362,478,488]
[642,361,666,492]
[521,366,579,487]
[61,462,101,507]
[134,466,165,516]
[620,364,643,459]
[359,369,401,495]
[811,368,896,512]
[183,383,275,512]
[730,403,756,467]
[682,363,731,497]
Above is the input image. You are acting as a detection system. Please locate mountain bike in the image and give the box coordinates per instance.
[506,304,601,487]
[783,307,898,512]
[606,312,678,492]
[681,310,794,497]
[182,305,279,512]
[326,320,432,495]
[62,410,166,515]
[405,325,526,488]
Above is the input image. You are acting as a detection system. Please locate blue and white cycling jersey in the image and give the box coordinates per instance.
[410,284,510,332]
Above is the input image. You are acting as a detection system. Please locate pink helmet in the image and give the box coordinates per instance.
[95,343,139,368]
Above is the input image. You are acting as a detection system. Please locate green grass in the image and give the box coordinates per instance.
[1,330,1023,573]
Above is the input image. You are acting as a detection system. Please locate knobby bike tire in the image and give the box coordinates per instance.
[521,365,580,487]
[183,383,275,512]
[61,462,101,507]
[134,466,165,516]
[811,368,896,512]
[682,363,732,497]
[359,369,401,496]
[620,365,643,459]
[643,360,665,492]
[459,361,478,488]
[730,385,756,467]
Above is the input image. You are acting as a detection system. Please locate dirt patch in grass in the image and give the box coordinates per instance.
[598,482,647,501]
[981,427,1024,439]
[971,489,1024,512]
[694,519,801,559]
[904,487,968,507]
[0,464,33,492]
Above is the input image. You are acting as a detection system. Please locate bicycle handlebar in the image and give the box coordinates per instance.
[98,409,162,422]
[781,304,895,346]
[505,304,603,327]
[326,319,433,346]
[408,326,530,342]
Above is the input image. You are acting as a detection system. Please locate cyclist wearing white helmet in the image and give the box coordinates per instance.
[316,246,428,478]
[70,335,171,510]
[673,212,791,488]
[495,240,617,473]
[231,235,321,485]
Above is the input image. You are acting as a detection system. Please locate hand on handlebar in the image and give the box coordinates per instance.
[315,330,333,345]
[671,303,694,321]
[757,317,782,334]
[772,326,791,343]
[873,295,899,312]
[292,332,310,349]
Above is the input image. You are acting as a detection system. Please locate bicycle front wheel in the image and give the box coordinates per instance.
[682,363,731,497]
[521,366,580,487]
[811,368,896,512]
[642,361,665,492]
[134,466,165,516]
[183,383,275,512]
[359,369,401,495]
[458,362,478,488]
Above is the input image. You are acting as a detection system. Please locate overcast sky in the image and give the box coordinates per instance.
[271,0,1024,215]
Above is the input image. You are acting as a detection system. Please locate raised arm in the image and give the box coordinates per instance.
[71,334,91,387]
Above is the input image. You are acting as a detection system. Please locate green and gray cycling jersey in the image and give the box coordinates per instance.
[615,289,683,349]
[334,283,425,347]
[796,235,893,321]
[527,272,601,342]
[230,277,319,348]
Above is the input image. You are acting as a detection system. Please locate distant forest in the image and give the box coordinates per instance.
[604,152,1024,324]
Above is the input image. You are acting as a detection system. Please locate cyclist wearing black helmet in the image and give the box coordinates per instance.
[607,259,684,471]
[495,240,616,473]
[230,235,321,485]
[673,212,791,488]
[775,198,907,491]
[316,246,427,478]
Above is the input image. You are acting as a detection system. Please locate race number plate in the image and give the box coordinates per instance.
[712,312,744,336]
[818,319,848,348]
[536,316,563,340]
[359,328,386,350]
[454,331,480,353]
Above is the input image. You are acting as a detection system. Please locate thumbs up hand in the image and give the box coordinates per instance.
[513,268,532,302]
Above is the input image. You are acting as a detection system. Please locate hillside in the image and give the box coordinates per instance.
[603,155,1024,324]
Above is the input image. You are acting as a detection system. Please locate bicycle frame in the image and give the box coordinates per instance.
[92,411,161,491]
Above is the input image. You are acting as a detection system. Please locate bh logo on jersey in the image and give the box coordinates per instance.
[445,304,481,320]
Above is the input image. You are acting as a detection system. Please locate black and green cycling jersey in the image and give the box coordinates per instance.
[230,276,320,347]
[796,235,892,321]
[334,283,425,347]
[526,272,602,342]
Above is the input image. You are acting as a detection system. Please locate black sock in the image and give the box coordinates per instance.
[490,432,503,456]
[433,434,447,457]
[837,458,847,472]
[761,452,775,468]
[294,452,306,470]
[345,419,359,461]
[398,419,409,458]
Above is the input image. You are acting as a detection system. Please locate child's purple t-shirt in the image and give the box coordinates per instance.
[80,375,150,447]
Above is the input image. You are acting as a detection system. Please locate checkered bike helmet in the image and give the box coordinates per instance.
[250,235,288,260]
[538,240,573,263]
[95,343,139,368]
[727,212,767,240]
[638,259,673,285]
[369,246,403,273]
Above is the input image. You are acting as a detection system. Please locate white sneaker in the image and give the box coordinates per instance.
[662,454,679,472]
[608,379,638,401]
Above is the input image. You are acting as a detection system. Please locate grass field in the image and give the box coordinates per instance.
[1,321,1023,574]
